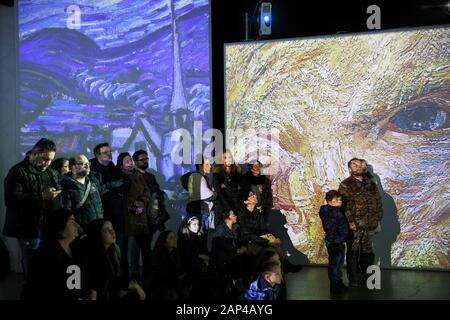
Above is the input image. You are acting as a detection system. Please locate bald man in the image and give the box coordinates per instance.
[61,154,105,233]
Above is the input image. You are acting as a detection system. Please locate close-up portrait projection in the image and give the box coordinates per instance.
[225,25,450,270]
[19,0,211,193]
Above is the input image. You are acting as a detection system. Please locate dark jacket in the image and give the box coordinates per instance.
[61,174,104,232]
[82,240,130,300]
[319,204,349,245]
[3,160,63,238]
[238,206,270,247]
[147,246,185,300]
[243,276,279,301]
[136,170,170,229]
[83,219,131,300]
[213,165,244,212]
[22,239,88,300]
[242,171,273,219]
[89,158,130,232]
[123,170,150,236]
[211,223,242,266]
[177,231,208,275]
[138,169,163,196]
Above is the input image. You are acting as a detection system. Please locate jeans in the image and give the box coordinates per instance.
[326,243,345,283]
[18,238,40,275]
[128,235,152,280]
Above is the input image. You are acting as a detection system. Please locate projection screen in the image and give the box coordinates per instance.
[18,0,211,196]
[225,25,450,270]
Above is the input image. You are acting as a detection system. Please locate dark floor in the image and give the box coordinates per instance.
[285,266,450,300]
[1,267,449,300]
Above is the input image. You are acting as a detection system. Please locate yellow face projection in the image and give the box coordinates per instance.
[225,26,450,269]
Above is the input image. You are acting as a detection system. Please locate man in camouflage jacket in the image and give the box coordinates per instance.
[338,158,383,286]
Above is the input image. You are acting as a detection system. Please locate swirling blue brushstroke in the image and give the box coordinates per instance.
[18,0,211,193]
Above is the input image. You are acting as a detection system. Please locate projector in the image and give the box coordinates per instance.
[259,2,272,36]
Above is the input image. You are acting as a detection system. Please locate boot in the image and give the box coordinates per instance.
[360,253,375,284]
[330,281,345,294]
[282,259,303,274]
[338,279,349,292]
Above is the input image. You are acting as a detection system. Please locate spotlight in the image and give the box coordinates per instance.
[259,2,272,36]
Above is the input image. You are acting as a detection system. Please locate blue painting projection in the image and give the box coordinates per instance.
[18,0,211,197]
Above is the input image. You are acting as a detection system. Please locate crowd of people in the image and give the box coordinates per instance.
[2,138,292,300]
[2,138,383,300]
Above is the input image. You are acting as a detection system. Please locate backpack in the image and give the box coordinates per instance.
[180,171,194,191]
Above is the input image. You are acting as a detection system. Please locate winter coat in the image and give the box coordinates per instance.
[81,239,130,300]
[319,204,349,245]
[22,239,88,300]
[61,174,104,232]
[136,170,170,228]
[338,176,383,231]
[177,230,208,275]
[211,223,243,267]
[243,276,279,300]
[213,165,244,212]
[242,171,273,219]
[3,159,63,238]
[89,158,130,232]
[122,170,150,236]
[147,246,185,300]
[237,205,270,248]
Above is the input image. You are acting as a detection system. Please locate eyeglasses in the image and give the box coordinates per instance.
[99,150,112,155]
[137,157,149,162]
[75,162,90,168]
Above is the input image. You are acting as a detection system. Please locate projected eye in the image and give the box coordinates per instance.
[388,103,448,132]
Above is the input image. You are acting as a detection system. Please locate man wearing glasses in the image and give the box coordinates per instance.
[61,154,105,234]
[3,138,63,275]
[90,143,130,240]
[132,150,170,234]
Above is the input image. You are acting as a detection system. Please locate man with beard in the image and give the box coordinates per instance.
[61,154,104,234]
[338,158,383,286]
[90,142,130,238]
[132,150,170,235]
[3,138,63,275]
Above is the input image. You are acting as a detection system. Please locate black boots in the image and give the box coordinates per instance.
[330,280,348,294]
[282,259,303,274]
[360,253,375,283]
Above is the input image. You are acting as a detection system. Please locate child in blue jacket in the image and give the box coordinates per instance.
[243,261,282,300]
[319,190,350,294]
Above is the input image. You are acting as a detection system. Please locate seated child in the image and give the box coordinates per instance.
[242,261,282,300]
[319,190,349,294]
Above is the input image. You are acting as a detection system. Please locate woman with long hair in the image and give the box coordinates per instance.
[22,208,92,300]
[84,218,146,300]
